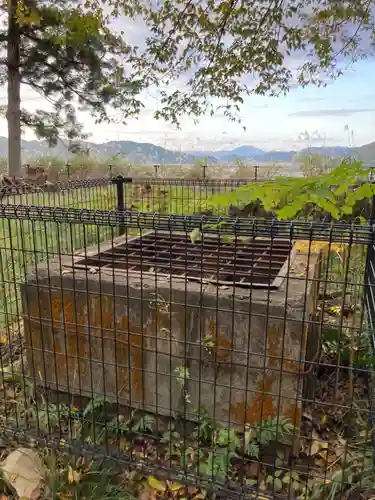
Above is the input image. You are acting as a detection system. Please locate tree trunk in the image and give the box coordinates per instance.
[7,0,21,178]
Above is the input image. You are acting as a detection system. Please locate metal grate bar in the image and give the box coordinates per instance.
[74,232,294,289]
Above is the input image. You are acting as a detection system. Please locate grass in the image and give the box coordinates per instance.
[0,185,117,330]
[47,459,139,500]
[0,452,139,499]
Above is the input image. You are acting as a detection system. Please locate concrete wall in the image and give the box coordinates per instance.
[21,238,321,429]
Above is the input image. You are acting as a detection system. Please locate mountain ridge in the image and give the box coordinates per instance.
[0,136,373,165]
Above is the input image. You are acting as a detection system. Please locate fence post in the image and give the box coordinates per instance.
[154,164,159,177]
[108,164,113,178]
[364,193,375,461]
[254,165,259,181]
[202,164,207,178]
[66,161,71,179]
[111,175,133,236]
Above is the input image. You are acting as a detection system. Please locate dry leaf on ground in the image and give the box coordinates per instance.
[147,475,166,493]
[67,465,81,484]
[0,447,44,500]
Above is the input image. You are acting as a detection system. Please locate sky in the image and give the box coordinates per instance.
[78,58,375,152]
[0,17,374,153]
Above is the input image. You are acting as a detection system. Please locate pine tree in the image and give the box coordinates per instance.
[2,0,143,176]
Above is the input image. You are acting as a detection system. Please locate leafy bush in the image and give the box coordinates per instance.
[207,160,375,221]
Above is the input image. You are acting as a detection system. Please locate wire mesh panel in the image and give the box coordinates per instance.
[0,176,259,217]
[0,177,117,211]
[122,178,256,216]
[0,207,373,499]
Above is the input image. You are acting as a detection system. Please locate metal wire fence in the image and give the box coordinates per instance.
[0,176,259,216]
[0,205,373,499]
[0,177,117,211]
[3,174,372,226]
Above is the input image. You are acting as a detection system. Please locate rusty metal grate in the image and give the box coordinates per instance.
[74,232,295,289]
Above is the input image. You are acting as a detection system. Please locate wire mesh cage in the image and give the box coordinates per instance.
[0,204,373,499]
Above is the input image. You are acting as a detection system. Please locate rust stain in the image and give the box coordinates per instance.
[230,323,302,427]
[267,325,280,369]
[209,320,215,337]
[151,309,170,339]
[284,405,301,426]
[267,325,303,373]
[24,291,82,385]
[283,359,300,372]
[207,320,233,362]
[231,377,276,424]
[26,290,146,399]
[90,295,144,397]
[51,292,89,379]
[231,376,301,426]
[215,337,233,362]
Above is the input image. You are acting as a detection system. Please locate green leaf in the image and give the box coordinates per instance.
[83,396,105,417]
[274,478,283,491]
[189,228,202,244]
[246,441,260,458]
[291,480,301,492]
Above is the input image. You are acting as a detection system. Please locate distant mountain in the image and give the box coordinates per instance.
[0,136,371,165]
[261,151,296,162]
[298,146,353,158]
[89,140,219,164]
[352,142,375,167]
[187,144,363,163]
[14,139,218,165]
[186,145,267,161]
[206,145,266,161]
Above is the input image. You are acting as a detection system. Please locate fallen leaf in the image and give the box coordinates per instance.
[259,480,266,491]
[327,454,339,465]
[187,486,199,495]
[67,466,81,484]
[147,475,166,493]
[310,440,321,456]
[318,450,329,462]
[1,448,44,500]
[167,481,183,492]
[274,478,283,491]
[302,412,313,421]
[189,228,202,245]
[314,458,327,468]
[5,387,15,400]
[139,490,150,500]
[327,305,341,316]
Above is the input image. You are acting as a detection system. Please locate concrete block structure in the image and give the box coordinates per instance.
[21,232,321,428]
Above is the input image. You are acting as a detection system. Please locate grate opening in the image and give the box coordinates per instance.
[73,232,295,289]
